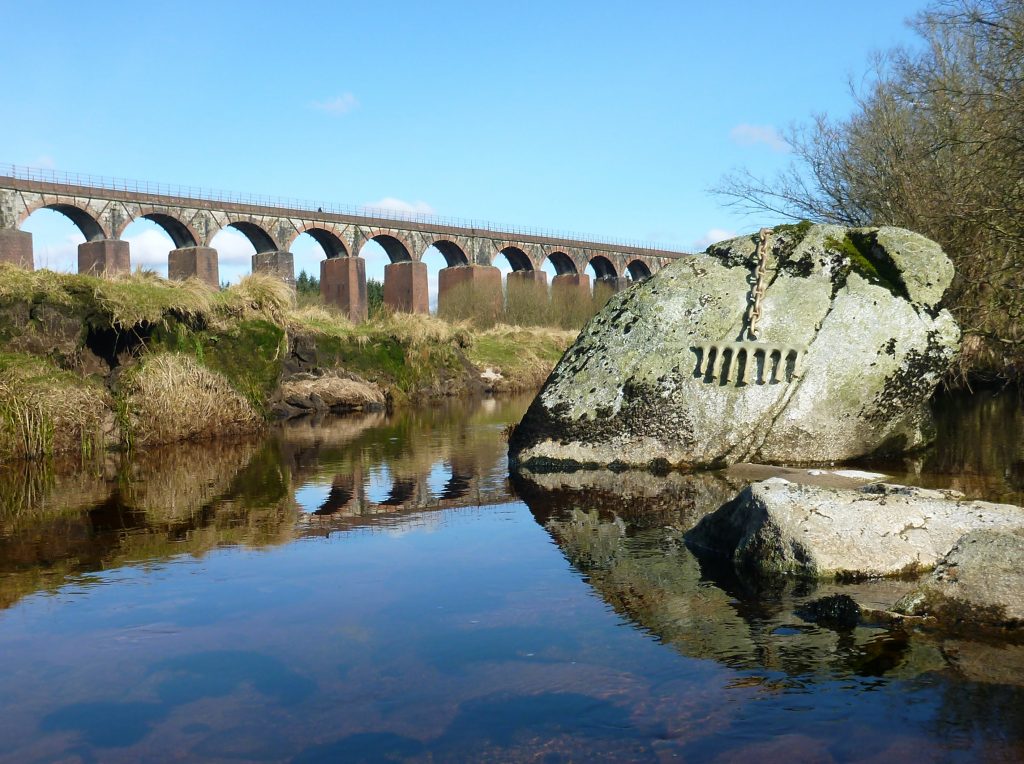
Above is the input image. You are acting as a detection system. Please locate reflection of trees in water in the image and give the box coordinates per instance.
[878,389,1024,504]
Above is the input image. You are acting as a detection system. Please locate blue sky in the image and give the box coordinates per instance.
[1,1,928,292]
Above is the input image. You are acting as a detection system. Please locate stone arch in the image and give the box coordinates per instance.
[285,225,349,258]
[588,254,618,279]
[379,477,416,507]
[366,232,412,263]
[627,259,653,281]
[495,245,533,271]
[115,209,198,248]
[543,250,578,275]
[24,202,107,241]
[225,221,278,253]
[430,239,470,267]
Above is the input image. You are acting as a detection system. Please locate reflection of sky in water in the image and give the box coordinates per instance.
[427,462,450,498]
[365,464,392,504]
[1,390,1022,761]
[2,494,1008,762]
[294,482,331,514]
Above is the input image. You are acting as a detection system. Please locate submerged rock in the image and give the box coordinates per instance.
[797,594,864,631]
[895,529,1024,628]
[684,479,1024,579]
[509,224,960,470]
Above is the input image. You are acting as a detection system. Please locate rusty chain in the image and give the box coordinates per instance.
[744,227,772,341]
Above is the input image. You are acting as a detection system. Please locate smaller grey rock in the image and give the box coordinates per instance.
[895,529,1024,628]
[685,479,1024,579]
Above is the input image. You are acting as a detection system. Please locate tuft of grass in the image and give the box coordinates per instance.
[92,271,217,329]
[217,273,295,326]
[119,353,262,446]
[0,352,112,460]
[287,304,354,338]
[0,264,82,306]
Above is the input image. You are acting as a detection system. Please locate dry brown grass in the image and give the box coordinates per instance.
[95,270,217,329]
[0,353,112,460]
[218,273,295,326]
[287,304,354,338]
[121,439,262,524]
[121,353,262,446]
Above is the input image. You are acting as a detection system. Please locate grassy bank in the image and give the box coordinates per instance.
[0,265,576,461]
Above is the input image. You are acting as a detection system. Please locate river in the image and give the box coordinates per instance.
[0,390,1022,761]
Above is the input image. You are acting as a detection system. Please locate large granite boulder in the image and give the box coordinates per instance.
[509,224,960,470]
[684,479,1024,579]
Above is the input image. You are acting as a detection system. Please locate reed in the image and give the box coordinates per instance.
[0,353,111,460]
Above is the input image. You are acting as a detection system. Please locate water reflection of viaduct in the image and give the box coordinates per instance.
[279,411,513,533]
[0,167,688,321]
[306,459,504,525]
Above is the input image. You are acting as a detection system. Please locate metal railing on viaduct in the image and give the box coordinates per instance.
[0,164,691,321]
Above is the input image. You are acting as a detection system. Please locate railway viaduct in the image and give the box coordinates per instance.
[0,166,688,321]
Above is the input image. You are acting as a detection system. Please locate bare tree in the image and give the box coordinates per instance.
[715,0,1024,381]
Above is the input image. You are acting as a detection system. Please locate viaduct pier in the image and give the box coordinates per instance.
[0,166,689,321]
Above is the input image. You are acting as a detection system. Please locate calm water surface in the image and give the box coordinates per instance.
[0,391,1022,762]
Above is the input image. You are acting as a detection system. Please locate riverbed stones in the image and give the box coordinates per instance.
[508,224,961,470]
[894,529,1024,627]
[684,479,1024,579]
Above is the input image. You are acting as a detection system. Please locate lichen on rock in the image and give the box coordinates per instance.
[684,479,1024,580]
[509,224,961,470]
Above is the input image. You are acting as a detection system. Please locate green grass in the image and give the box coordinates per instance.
[0,265,577,458]
[467,325,576,390]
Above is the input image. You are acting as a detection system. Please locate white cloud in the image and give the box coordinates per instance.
[210,228,258,265]
[35,155,56,169]
[363,197,436,217]
[693,228,738,249]
[311,93,359,115]
[124,229,174,271]
[32,232,81,272]
[729,124,789,153]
